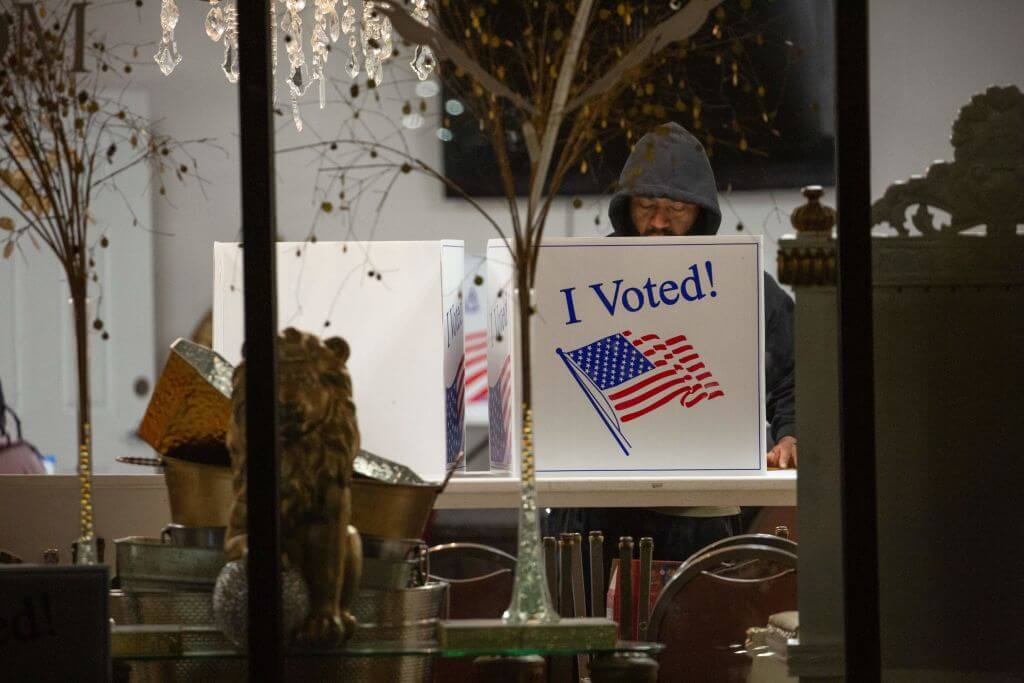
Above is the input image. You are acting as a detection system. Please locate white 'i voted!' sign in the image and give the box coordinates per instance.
[488,236,765,477]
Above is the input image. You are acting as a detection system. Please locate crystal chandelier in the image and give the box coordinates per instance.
[154,0,435,131]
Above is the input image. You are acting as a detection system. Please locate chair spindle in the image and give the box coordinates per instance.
[618,536,634,641]
[637,537,653,642]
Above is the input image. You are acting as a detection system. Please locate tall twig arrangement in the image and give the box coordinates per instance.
[277,0,786,622]
[0,1,208,562]
[376,0,747,623]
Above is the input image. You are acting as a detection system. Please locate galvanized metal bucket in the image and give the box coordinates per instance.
[161,524,226,550]
[161,456,234,528]
[351,478,441,540]
[360,535,428,590]
[115,537,225,592]
[109,590,214,626]
[350,582,448,625]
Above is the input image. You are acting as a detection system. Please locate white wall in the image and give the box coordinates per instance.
[869,0,1024,199]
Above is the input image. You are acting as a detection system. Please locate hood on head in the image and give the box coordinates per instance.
[608,122,722,236]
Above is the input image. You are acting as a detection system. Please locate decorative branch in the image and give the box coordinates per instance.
[526,0,594,230]
[0,0,212,561]
[375,1,540,116]
[305,136,510,245]
[564,0,724,114]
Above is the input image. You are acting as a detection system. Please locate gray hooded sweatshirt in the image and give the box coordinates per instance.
[608,122,796,444]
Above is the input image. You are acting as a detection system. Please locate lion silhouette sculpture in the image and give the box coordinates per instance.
[224,327,362,646]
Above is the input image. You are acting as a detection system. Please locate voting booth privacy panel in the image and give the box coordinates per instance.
[463,257,489,426]
[214,241,465,482]
[488,236,766,477]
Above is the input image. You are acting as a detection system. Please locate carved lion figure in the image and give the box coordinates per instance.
[225,327,362,646]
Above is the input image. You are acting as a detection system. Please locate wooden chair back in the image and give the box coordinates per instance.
[428,543,516,682]
[427,542,516,618]
[648,544,797,682]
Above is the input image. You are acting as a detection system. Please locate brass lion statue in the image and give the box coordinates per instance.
[225,327,362,645]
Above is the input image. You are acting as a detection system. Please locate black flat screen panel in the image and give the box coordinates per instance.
[441,0,835,196]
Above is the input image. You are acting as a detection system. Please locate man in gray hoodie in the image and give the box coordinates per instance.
[547,122,796,568]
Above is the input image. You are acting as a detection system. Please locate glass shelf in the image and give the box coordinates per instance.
[439,640,663,659]
[112,640,663,662]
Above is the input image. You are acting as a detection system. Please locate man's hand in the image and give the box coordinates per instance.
[767,436,797,469]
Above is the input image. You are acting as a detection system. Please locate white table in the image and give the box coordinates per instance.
[440,470,796,509]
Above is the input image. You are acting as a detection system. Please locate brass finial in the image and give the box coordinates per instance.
[791,185,836,234]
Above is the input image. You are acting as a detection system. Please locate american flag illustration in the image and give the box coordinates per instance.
[557,330,724,455]
[488,354,513,468]
[445,357,465,466]
[464,330,489,404]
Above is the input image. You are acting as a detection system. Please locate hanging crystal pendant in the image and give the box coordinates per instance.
[409,0,435,80]
[282,0,310,129]
[311,17,327,106]
[287,64,310,96]
[410,45,435,81]
[286,59,310,95]
[221,4,240,83]
[282,0,311,96]
[346,35,360,79]
[341,0,356,34]
[381,16,393,62]
[223,40,240,83]
[271,1,279,105]
[327,3,341,42]
[341,0,359,79]
[203,0,238,84]
[311,0,339,109]
[410,0,428,24]
[205,0,225,41]
[154,0,182,76]
[361,0,383,84]
[154,0,410,128]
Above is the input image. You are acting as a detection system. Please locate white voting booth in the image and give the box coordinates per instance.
[463,256,489,429]
[213,241,465,482]
[488,236,765,477]
[485,244,518,473]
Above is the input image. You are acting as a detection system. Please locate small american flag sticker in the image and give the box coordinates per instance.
[557,330,724,455]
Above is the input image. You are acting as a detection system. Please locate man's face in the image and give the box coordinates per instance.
[629,196,700,236]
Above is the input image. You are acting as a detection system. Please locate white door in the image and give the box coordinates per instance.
[0,91,157,474]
